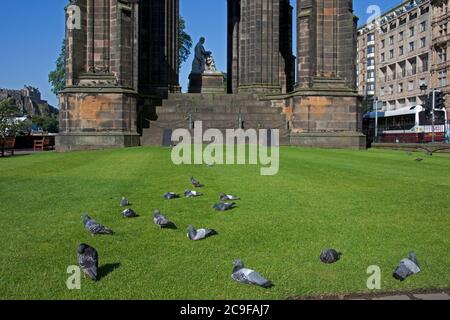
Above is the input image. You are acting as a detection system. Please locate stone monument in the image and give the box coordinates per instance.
[188,37,225,94]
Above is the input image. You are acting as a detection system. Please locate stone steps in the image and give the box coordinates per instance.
[142,93,290,146]
[158,105,282,114]
[156,112,286,122]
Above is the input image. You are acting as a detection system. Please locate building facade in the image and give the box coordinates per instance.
[431,0,450,112]
[358,0,432,111]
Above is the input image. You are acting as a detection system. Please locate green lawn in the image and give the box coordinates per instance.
[0,147,449,300]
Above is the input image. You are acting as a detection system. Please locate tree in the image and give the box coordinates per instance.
[32,116,59,133]
[48,41,66,96]
[179,16,193,70]
[0,98,22,139]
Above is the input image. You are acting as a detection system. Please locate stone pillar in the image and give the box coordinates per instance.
[139,0,179,97]
[296,0,357,90]
[290,0,365,149]
[227,0,293,94]
[57,0,141,152]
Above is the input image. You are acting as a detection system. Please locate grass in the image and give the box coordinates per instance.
[0,146,449,300]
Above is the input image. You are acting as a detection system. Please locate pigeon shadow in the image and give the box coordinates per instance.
[98,263,121,280]
[162,223,178,230]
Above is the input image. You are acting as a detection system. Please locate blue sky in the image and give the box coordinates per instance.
[0,0,401,107]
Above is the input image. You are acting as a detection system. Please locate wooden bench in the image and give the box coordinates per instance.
[34,137,54,152]
[1,137,15,157]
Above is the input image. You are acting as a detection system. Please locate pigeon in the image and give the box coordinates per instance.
[122,208,139,218]
[393,252,421,281]
[426,151,433,156]
[231,259,273,288]
[190,176,204,188]
[153,210,176,229]
[187,225,217,241]
[415,158,423,162]
[82,214,114,235]
[77,243,99,281]
[184,189,203,198]
[164,192,180,200]
[212,202,236,211]
[120,197,130,207]
[319,249,342,264]
[220,193,241,201]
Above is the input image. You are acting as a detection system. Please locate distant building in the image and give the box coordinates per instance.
[430,0,450,111]
[0,85,58,117]
[358,0,432,112]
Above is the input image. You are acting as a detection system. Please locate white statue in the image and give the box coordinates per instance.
[205,55,218,73]
[191,37,212,74]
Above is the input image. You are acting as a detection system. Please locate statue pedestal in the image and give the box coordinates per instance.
[188,72,225,94]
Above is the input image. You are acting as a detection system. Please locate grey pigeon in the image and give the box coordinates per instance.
[393,252,421,281]
[153,209,176,229]
[82,214,114,235]
[185,189,203,198]
[120,197,130,207]
[190,176,204,188]
[77,243,98,281]
[231,259,273,288]
[187,225,217,241]
[164,192,180,200]
[212,202,236,211]
[220,193,241,201]
[122,208,138,218]
[415,158,423,162]
[320,249,342,264]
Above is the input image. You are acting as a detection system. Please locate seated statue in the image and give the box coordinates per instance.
[191,37,212,75]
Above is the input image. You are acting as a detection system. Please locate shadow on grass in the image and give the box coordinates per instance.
[98,263,121,280]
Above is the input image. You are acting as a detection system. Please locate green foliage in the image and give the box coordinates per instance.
[179,16,193,70]
[0,99,22,138]
[32,116,59,133]
[48,41,66,96]
[0,147,449,299]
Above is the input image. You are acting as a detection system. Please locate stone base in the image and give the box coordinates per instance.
[188,72,225,94]
[56,133,141,152]
[290,132,366,149]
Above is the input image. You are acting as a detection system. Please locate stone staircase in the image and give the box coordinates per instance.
[141,93,290,146]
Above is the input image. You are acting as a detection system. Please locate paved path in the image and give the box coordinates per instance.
[295,288,450,300]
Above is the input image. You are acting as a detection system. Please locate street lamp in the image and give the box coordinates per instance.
[420,83,428,95]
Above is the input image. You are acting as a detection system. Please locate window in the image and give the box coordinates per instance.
[390,36,394,45]
[438,47,448,63]
[390,49,394,59]
[420,21,427,32]
[438,71,448,87]
[409,26,415,37]
[368,46,375,54]
[399,31,404,41]
[381,40,385,49]
[409,42,415,52]
[399,46,404,56]
[398,83,404,93]
[381,53,385,62]
[420,37,426,48]
[408,80,414,91]
[380,87,385,96]
[389,85,394,95]
[368,33,375,42]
